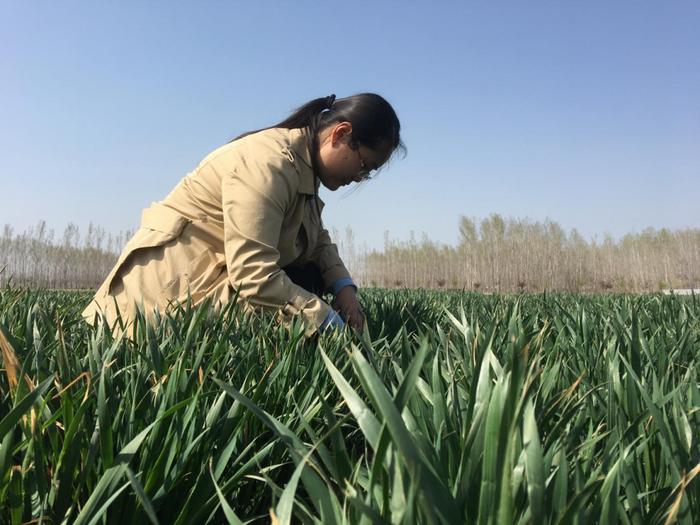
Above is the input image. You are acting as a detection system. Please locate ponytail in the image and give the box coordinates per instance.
[230,95,334,142]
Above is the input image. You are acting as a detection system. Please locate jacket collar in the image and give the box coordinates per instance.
[287,127,318,195]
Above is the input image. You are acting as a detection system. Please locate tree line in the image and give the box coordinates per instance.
[2,216,698,292]
[333,215,699,293]
[0,221,132,289]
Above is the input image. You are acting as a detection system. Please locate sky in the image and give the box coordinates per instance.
[2,1,699,252]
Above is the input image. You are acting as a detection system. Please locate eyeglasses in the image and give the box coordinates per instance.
[352,142,375,181]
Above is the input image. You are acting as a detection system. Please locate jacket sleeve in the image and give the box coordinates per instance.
[221,151,333,335]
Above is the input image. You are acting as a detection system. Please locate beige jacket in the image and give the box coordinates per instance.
[82,127,351,336]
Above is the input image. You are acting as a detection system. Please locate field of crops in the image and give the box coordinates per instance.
[0,288,698,524]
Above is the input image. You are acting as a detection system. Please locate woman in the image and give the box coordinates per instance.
[82,93,404,337]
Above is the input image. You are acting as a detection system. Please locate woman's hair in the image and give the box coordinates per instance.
[232,93,406,171]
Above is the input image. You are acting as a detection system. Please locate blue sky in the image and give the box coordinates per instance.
[2,1,698,251]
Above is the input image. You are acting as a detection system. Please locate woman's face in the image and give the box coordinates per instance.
[316,122,389,191]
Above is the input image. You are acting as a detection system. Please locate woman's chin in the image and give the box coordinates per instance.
[319,177,347,191]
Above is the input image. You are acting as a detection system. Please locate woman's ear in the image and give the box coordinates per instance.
[330,122,353,146]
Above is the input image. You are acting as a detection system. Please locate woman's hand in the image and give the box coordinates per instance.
[332,286,365,333]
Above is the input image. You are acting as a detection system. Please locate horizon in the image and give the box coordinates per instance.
[3,213,697,254]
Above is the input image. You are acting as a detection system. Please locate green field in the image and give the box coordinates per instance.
[0,288,698,524]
